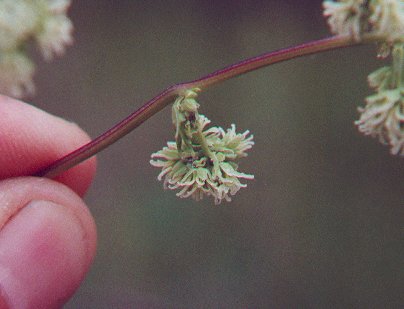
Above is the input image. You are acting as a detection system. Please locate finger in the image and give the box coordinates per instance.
[0,177,97,309]
[0,95,96,196]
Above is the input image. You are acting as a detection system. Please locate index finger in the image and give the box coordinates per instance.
[0,95,96,196]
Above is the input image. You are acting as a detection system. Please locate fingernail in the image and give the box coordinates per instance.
[0,200,89,309]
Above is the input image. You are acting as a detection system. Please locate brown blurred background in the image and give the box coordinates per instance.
[31,1,403,308]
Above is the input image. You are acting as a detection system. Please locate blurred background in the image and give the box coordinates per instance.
[30,0,403,308]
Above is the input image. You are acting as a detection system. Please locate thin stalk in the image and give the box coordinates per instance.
[33,34,374,178]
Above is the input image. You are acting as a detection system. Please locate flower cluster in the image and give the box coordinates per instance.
[150,89,254,204]
[324,1,404,155]
[355,44,404,155]
[0,0,73,98]
[323,0,404,44]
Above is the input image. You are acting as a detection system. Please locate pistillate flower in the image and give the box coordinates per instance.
[0,0,73,98]
[150,89,254,204]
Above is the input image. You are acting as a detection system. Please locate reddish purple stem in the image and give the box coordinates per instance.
[33,35,358,178]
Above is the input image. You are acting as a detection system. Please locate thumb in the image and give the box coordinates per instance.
[0,177,97,309]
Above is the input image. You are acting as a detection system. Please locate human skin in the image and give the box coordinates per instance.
[0,96,97,309]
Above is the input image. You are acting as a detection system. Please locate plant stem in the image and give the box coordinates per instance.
[33,34,373,178]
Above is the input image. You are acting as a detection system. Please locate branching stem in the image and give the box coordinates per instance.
[33,34,378,178]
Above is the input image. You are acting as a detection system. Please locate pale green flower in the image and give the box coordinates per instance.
[367,66,393,89]
[356,88,404,155]
[150,137,254,204]
[211,124,254,159]
[151,90,254,204]
[355,44,404,155]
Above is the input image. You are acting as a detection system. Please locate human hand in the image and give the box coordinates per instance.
[0,95,97,308]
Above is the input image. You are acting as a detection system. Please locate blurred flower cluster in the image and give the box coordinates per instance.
[0,0,73,98]
[151,89,254,204]
[323,0,404,155]
[356,44,404,155]
[323,0,367,41]
[323,0,404,43]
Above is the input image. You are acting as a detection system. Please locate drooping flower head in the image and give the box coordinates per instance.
[356,44,404,155]
[150,89,254,204]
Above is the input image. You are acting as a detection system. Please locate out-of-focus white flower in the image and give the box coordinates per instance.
[323,0,404,43]
[36,14,73,60]
[0,1,38,50]
[41,0,72,14]
[323,0,367,41]
[0,0,73,98]
[356,88,404,155]
[151,90,254,204]
[370,0,404,43]
[0,51,35,98]
[355,44,404,155]
[35,0,73,60]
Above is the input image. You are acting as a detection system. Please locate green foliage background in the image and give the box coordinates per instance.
[32,1,403,307]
